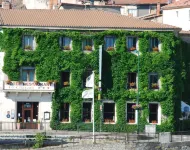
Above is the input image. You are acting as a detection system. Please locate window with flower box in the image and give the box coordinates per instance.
[103,103,115,123]
[21,67,35,81]
[150,38,159,52]
[82,102,92,122]
[60,103,70,122]
[61,71,70,87]
[104,36,115,51]
[60,37,72,50]
[23,35,35,50]
[83,69,92,88]
[127,73,137,89]
[127,37,137,51]
[149,103,158,124]
[149,73,159,90]
[126,103,136,123]
[83,39,93,51]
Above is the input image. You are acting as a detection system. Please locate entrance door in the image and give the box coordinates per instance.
[17,102,38,129]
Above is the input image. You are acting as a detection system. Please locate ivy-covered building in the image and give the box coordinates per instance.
[0,9,188,132]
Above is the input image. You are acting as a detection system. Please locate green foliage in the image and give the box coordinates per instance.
[1,28,188,132]
[33,133,45,149]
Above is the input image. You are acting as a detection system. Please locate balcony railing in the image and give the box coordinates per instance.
[3,81,55,92]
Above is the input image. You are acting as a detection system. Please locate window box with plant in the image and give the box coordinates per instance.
[129,119,135,123]
[151,120,157,124]
[151,83,159,89]
[152,47,159,52]
[63,46,71,50]
[25,45,33,50]
[63,81,69,86]
[129,82,136,88]
[132,104,142,110]
[106,47,114,51]
[84,45,92,51]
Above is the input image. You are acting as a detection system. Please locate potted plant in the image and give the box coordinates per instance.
[63,45,71,50]
[25,45,32,50]
[6,79,12,85]
[47,80,52,86]
[84,45,92,51]
[37,120,41,130]
[151,120,157,124]
[130,47,136,51]
[132,104,142,110]
[34,80,39,86]
[152,47,159,52]
[129,119,135,123]
[63,81,69,86]
[130,82,136,87]
[152,83,159,89]
[106,47,114,51]
[17,119,20,130]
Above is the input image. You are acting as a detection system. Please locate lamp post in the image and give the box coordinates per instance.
[134,50,140,134]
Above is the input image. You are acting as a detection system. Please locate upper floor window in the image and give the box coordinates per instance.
[127,37,137,51]
[127,73,137,89]
[149,73,159,90]
[23,35,35,50]
[21,67,35,81]
[61,71,70,87]
[104,36,115,51]
[126,103,136,123]
[128,9,137,17]
[150,38,159,52]
[60,37,71,50]
[83,69,92,88]
[149,103,158,124]
[60,103,70,122]
[83,39,93,51]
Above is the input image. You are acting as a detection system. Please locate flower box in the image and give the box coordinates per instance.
[106,47,114,51]
[104,119,114,123]
[62,118,69,122]
[130,47,136,51]
[84,119,91,122]
[84,45,92,51]
[152,47,159,52]
[132,104,142,110]
[63,81,69,86]
[151,83,159,89]
[25,45,32,50]
[130,82,136,87]
[129,119,135,123]
[151,120,157,124]
[63,46,71,50]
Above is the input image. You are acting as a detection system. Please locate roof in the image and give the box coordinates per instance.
[0,9,180,30]
[162,0,190,9]
[107,0,168,5]
[60,2,121,7]
[179,30,190,35]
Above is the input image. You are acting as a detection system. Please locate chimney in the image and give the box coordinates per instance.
[2,1,11,9]
[157,2,161,16]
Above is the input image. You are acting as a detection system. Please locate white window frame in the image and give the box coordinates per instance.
[127,36,138,51]
[126,102,137,124]
[59,36,72,51]
[20,67,35,81]
[82,101,92,123]
[82,39,94,52]
[60,103,71,123]
[149,73,161,90]
[103,100,116,124]
[23,35,36,51]
[148,102,161,125]
[150,38,161,52]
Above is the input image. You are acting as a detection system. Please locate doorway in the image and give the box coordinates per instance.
[17,102,39,129]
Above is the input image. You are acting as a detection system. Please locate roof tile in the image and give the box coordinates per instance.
[162,0,190,9]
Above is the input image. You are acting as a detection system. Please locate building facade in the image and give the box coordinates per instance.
[0,9,187,132]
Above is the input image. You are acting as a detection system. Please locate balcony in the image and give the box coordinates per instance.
[3,81,55,93]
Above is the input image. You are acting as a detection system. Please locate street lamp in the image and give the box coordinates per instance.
[134,50,140,134]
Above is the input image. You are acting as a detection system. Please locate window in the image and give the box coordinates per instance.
[83,69,92,88]
[127,103,136,123]
[127,37,137,51]
[149,73,159,90]
[23,35,35,50]
[61,71,70,87]
[60,37,71,50]
[103,103,115,123]
[127,73,137,89]
[83,102,92,122]
[150,38,159,52]
[83,39,93,51]
[21,67,35,81]
[60,103,70,122]
[149,103,158,123]
[150,5,156,14]
[128,9,137,17]
[104,36,115,51]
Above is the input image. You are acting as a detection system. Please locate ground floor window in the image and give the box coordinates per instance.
[149,103,158,123]
[103,103,115,123]
[127,103,136,123]
[82,102,92,122]
[60,103,70,122]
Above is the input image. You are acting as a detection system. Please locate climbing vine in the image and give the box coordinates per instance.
[1,28,188,132]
